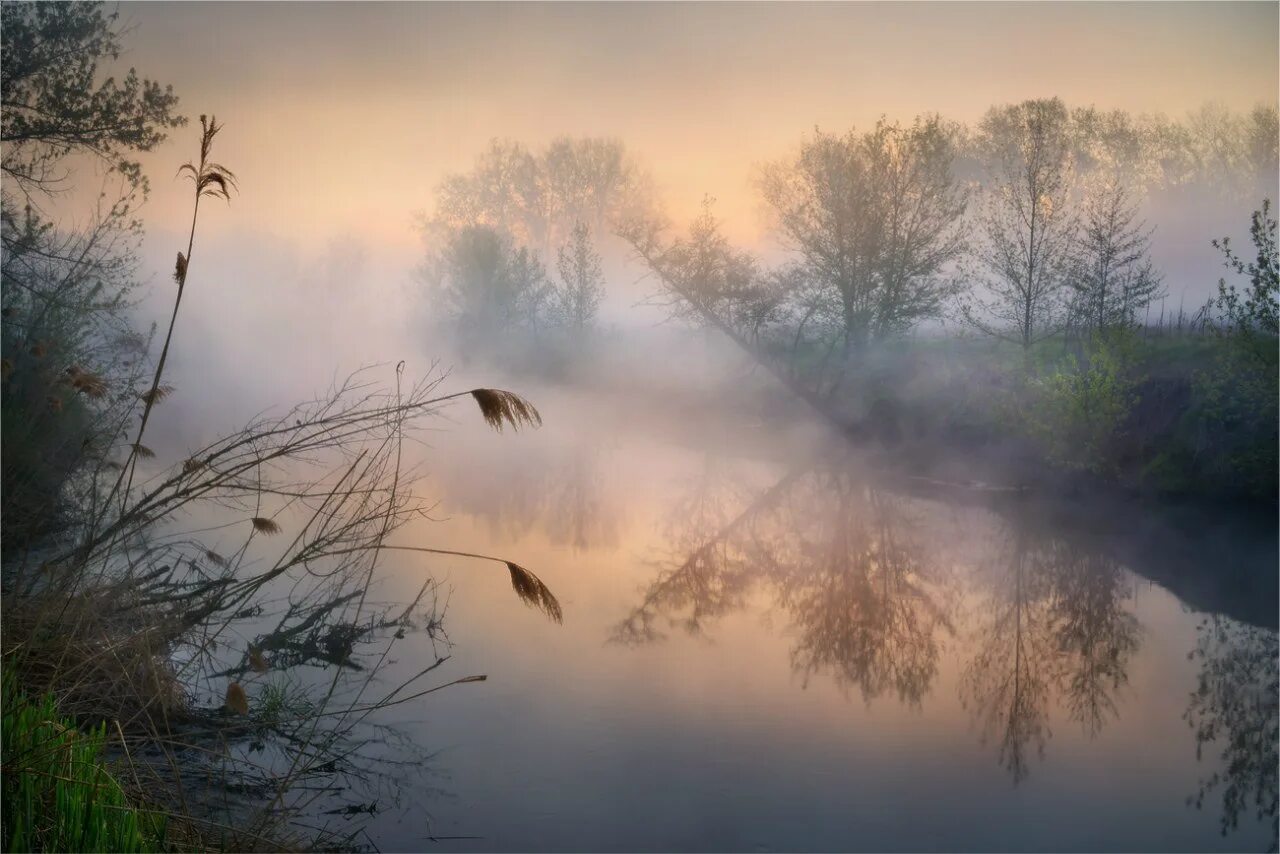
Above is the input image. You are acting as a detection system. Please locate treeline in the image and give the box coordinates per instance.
[422,99,1278,500]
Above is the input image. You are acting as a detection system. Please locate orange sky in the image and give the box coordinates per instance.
[113,1,1277,253]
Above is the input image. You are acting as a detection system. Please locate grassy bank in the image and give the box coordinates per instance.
[765,326,1278,503]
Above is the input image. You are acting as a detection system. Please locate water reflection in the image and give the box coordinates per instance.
[608,449,1280,854]
[439,437,620,551]
[612,456,1162,786]
[352,387,1280,852]
[1185,615,1279,848]
[962,518,1140,782]
[613,460,955,705]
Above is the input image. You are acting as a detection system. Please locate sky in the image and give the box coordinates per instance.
[115,1,1278,253]
[71,1,1277,421]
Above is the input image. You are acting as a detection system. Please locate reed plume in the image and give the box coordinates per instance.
[470,388,542,432]
[139,384,175,406]
[506,561,563,623]
[251,517,281,536]
[248,647,269,674]
[64,365,108,398]
[106,114,235,517]
[224,682,249,715]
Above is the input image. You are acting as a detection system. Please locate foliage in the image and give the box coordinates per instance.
[1,2,184,198]
[1,1,183,550]
[1,670,167,853]
[1026,333,1140,474]
[1181,201,1280,499]
[1209,199,1279,340]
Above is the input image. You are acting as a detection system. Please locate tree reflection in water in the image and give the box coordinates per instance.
[1184,615,1279,850]
[614,459,1155,784]
[611,459,954,705]
[440,438,620,551]
[961,517,1140,782]
[613,454,1279,851]
[611,460,802,644]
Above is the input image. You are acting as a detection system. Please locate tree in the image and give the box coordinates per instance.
[551,222,605,337]
[1209,199,1279,339]
[964,99,1076,351]
[427,136,650,258]
[1,2,183,547]
[759,116,967,355]
[1068,178,1163,335]
[1,2,183,200]
[1188,201,1279,500]
[438,225,550,341]
[620,198,850,427]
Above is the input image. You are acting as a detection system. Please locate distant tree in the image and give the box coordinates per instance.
[1244,106,1280,190]
[439,226,550,341]
[621,198,846,421]
[428,136,650,258]
[964,98,1076,352]
[759,116,967,355]
[551,222,605,337]
[1068,178,1163,335]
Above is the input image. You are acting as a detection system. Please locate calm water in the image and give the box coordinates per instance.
[360,381,1278,852]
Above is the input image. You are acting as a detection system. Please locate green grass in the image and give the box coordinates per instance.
[1,670,167,853]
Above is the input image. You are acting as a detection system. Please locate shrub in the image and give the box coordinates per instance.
[1027,334,1139,474]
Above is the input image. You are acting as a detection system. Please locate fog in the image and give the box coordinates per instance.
[94,2,1275,432]
[4,3,1277,851]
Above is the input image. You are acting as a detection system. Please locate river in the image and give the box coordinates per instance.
[353,376,1277,852]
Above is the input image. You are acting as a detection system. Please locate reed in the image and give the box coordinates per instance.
[3,116,564,849]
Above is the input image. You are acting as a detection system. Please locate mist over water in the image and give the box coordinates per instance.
[334,366,1275,852]
[122,171,1276,851]
[5,3,1277,851]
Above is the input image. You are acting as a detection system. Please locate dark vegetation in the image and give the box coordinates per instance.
[1,5,561,849]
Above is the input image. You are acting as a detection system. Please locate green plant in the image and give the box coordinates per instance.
[1,670,167,852]
[1027,333,1139,474]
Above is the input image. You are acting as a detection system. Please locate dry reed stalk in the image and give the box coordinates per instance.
[469,388,542,431]
[7,113,560,847]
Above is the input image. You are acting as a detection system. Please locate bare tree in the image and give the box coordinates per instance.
[427,136,649,259]
[964,99,1077,351]
[759,116,967,355]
